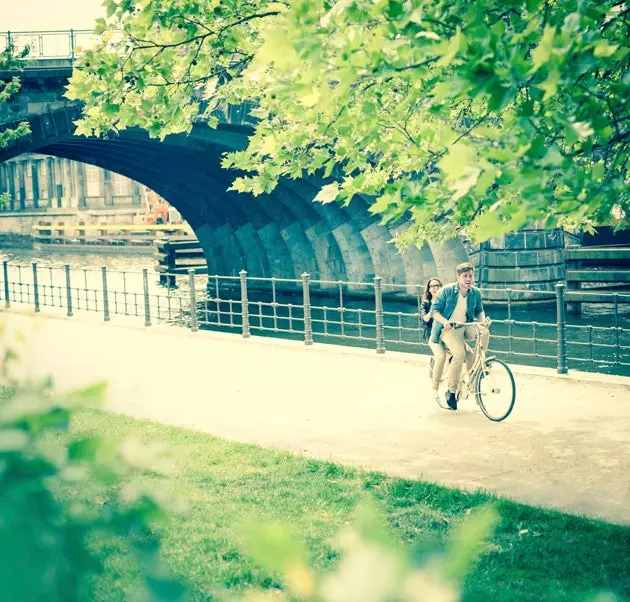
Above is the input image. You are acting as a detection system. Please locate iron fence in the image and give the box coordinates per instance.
[1,260,629,376]
[0,30,98,60]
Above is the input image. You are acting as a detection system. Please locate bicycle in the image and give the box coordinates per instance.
[431,321,516,422]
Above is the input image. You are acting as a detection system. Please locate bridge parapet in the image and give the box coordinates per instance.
[0,29,96,60]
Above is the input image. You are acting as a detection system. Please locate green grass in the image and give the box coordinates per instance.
[58,410,629,602]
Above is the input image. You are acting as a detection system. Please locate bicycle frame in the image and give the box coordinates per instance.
[450,322,490,400]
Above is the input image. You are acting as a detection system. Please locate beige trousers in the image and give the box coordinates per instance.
[429,341,447,390]
[441,325,490,392]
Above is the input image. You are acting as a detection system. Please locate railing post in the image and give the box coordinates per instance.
[3,261,9,308]
[70,28,75,60]
[239,269,250,338]
[142,268,151,327]
[64,264,73,317]
[32,262,40,313]
[614,293,621,366]
[506,288,513,355]
[555,283,568,374]
[188,269,198,332]
[101,266,110,322]
[374,276,385,354]
[301,272,313,346]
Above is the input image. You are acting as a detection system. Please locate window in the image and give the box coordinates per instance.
[112,172,130,196]
[24,163,33,199]
[38,160,49,199]
[85,164,100,197]
[13,165,20,196]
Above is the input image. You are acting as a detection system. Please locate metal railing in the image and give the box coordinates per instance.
[1,260,629,376]
[0,30,97,60]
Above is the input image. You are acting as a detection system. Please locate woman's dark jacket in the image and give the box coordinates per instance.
[420,299,433,340]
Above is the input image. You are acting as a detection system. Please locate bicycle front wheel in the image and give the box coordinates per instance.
[475,358,515,422]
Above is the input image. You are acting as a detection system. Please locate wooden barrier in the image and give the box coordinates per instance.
[33,220,194,253]
[155,239,207,286]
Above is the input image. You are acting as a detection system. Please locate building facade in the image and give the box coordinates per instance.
[0,153,143,211]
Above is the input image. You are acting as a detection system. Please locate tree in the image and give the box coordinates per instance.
[0,44,31,148]
[66,0,630,247]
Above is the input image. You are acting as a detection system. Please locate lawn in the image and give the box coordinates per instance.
[58,410,629,602]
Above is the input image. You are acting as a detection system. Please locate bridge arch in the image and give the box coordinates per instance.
[0,100,470,287]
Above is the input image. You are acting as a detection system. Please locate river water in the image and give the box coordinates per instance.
[2,248,629,375]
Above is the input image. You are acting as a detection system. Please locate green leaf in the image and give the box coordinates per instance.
[437,28,466,68]
[593,40,619,58]
[387,0,403,18]
[103,0,118,19]
[438,143,475,181]
[445,504,500,580]
[298,87,321,108]
[530,26,555,72]
[474,165,499,195]
[93,17,107,36]
[246,522,305,574]
[571,121,594,138]
[416,31,441,41]
[540,147,564,167]
[0,428,29,452]
[369,192,394,215]
[314,182,340,203]
[69,436,107,461]
[488,83,515,112]
[592,160,605,181]
[450,168,481,200]
[538,68,560,100]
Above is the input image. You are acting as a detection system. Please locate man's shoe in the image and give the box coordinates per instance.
[445,391,457,411]
[433,388,446,409]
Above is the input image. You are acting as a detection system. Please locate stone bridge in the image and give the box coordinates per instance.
[0,58,468,286]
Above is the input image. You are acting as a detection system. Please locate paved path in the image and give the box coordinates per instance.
[3,309,629,525]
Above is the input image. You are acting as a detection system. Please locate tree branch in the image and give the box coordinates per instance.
[393,56,438,72]
[129,11,280,50]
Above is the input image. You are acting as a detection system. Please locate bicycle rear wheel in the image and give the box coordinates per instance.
[475,358,515,422]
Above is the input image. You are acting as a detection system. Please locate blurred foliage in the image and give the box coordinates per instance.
[0,190,10,209]
[0,323,188,601]
[237,501,499,602]
[67,0,630,246]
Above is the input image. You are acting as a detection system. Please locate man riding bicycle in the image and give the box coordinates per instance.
[430,262,490,411]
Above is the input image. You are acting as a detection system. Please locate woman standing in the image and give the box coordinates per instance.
[420,277,445,400]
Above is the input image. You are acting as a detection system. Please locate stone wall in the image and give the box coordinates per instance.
[0,232,33,248]
[470,229,569,301]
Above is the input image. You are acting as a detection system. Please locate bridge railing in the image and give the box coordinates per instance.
[1,259,629,377]
[0,30,98,60]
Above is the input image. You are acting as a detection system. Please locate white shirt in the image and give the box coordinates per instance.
[450,291,467,324]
